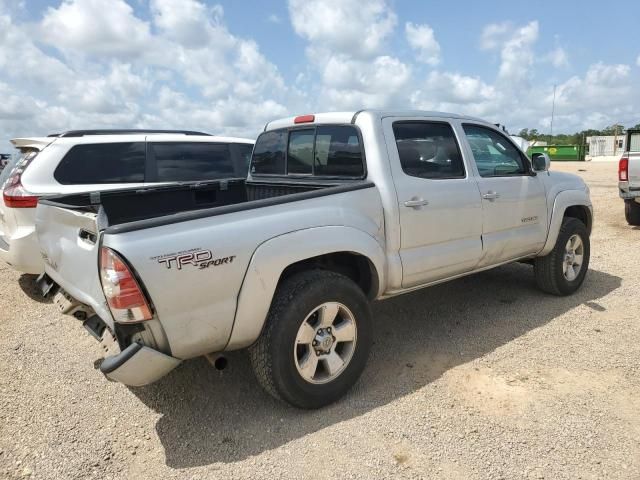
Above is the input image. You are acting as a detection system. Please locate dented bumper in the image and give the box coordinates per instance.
[100,341,181,387]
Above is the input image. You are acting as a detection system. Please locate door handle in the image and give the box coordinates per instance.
[482,191,500,201]
[403,198,429,208]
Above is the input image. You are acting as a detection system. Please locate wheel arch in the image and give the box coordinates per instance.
[539,190,593,256]
[225,226,385,350]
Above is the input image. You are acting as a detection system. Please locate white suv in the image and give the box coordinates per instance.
[0,130,254,274]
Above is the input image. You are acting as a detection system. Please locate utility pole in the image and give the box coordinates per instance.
[550,84,557,137]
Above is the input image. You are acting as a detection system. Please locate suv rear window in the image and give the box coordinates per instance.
[151,142,234,181]
[55,142,145,184]
[251,125,364,178]
[251,130,287,175]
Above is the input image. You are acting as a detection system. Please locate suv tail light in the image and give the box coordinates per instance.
[2,151,39,208]
[100,247,152,323]
[619,153,629,182]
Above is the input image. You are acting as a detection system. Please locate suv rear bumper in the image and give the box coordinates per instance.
[0,226,44,274]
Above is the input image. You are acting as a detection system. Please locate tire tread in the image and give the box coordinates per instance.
[534,217,589,296]
[249,270,365,406]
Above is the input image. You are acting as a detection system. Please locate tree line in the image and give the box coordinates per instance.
[516,123,640,145]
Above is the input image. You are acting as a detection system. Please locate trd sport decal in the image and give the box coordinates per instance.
[151,248,236,270]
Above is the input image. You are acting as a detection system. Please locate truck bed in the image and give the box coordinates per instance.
[35,178,378,341]
[39,178,337,228]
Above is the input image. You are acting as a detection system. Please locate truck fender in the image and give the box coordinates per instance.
[539,190,593,256]
[225,226,386,350]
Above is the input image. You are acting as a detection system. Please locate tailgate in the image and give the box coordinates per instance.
[35,201,113,327]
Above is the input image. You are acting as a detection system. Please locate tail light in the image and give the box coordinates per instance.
[99,247,153,323]
[2,151,39,208]
[619,153,629,182]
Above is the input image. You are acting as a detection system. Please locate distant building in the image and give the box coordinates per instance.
[586,135,626,161]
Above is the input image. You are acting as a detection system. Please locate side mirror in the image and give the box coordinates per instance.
[531,152,551,172]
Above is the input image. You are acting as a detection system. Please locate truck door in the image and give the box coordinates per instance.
[382,117,483,288]
[459,123,548,266]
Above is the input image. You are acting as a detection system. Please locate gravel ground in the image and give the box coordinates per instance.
[1,161,639,479]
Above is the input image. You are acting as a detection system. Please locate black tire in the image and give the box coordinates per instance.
[625,200,640,226]
[249,270,372,409]
[534,217,590,296]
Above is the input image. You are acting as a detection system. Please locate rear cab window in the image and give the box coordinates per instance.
[251,125,365,178]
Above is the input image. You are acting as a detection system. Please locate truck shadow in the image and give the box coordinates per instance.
[130,264,621,469]
[18,274,52,304]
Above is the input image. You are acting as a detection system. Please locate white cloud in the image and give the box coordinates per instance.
[480,22,512,50]
[41,0,153,57]
[0,2,638,152]
[0,0,298,149]
[321,55,411,109]
[545,47,569,68]
[405,22,441,66]
[288,0,396,59]
[287,0,409,110]
[267,14,281,24]
[421,72,497,104]
[480,21,539,85]
[637,55,640,67]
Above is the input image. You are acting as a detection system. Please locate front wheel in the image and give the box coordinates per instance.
[534,217,590,296]
[625,200,640,226]
[250,270,372,409]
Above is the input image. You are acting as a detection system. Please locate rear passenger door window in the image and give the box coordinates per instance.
[462,125,529,177]
[54,143,145,184]
[392,122,465,179]
[151,143,234,182]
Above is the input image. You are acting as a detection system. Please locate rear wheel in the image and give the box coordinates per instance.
[624,200,640,226]
[250,270,372,409]
[534,217,590,296]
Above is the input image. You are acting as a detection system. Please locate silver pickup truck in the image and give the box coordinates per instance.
[619,128,640,225]
[36,110,593,409]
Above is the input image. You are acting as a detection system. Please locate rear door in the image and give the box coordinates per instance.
[382,117,483,287]
[460,123,548,266]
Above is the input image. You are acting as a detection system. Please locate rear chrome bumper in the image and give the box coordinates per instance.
[85,314,181,386]
[100,342,181,386]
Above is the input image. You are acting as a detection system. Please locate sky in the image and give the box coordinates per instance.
[1,0,639,151]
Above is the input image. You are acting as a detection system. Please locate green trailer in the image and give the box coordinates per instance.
[528,144,586,161]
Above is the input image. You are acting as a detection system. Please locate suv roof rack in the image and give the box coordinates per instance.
[47,129,212,138]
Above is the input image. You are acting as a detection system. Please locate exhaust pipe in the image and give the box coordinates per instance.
[205,353,228,371]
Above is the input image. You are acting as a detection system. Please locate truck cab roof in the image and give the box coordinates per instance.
[263,109,491,132]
